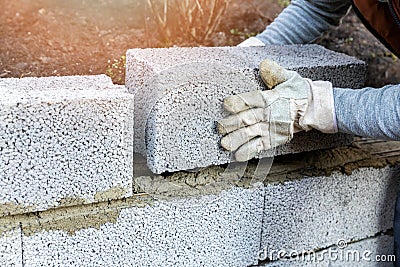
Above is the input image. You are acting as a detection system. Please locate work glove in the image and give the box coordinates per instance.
[238,37,265,47]
[217,59,338,161]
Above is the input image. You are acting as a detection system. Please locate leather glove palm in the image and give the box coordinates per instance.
[217,59,337,161]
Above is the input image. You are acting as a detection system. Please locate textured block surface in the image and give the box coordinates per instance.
[126,45,366,173]
[0,223,22,267]
[261,166,400,260]
[17,164,399,267]
[259,234,394,267]
[3,144,397,266]
[21,186,264,267]
[0,75,134,216]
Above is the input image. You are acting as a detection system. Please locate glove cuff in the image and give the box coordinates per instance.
[299,79,338,134]
[237,37,265,47]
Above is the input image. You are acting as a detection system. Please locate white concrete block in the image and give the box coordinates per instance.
[261,166,400,260]
[0,75,134,216]
[22,186,264,267]
[5,148,396,267]
[0,223,22,267]
[126,45,366,173]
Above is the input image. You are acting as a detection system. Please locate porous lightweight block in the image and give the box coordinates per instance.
[9,143,399,267]
[259,234,394,267]
[21,186,264,267]
[0,222,22,267]
[126,45,366,173]
[261,166,400,261]
[0,75,134,216]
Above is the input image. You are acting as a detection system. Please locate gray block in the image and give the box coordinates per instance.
[0,75,134,216]
[261,166,400,261]
[5,148,398,267]
[130,143,399,266]
[126,45,366,173]
[0,223,22,267]
[258,234,394,267]
[21,186,264,267]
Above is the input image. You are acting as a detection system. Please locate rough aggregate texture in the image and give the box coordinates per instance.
[126,45,366,173]
[21,186,265,267]
[261,166,400,260]
[0,75,134,216]
[258,234,394,267]
[1,142,399,266]
[0,223,22,267]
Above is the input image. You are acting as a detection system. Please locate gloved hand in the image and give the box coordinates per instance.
[238,37,265,47]
[217,59,338,161]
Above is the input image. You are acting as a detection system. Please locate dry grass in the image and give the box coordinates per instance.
[146,0,231,46]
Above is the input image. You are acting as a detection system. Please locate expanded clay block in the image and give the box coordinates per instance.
[21,186,264,267]
[0,75,134,216]
[126,45,367,173]
[260,166,400,261]
[259,234,394,267]
[16,153,399,267]
[0,223,23,267]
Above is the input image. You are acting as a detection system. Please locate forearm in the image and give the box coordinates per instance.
[333,85,400,140]
[256,0,351,45]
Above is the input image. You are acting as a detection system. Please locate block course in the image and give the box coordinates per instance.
[1,142,398,266]
[0,75,134,216]
[126,45,367,173]
[262,166,400,260]
[21,186,264,267]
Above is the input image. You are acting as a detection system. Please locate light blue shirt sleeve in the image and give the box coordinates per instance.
[255,0,352,45]
[255,0,400,140]
[333,85,400,140]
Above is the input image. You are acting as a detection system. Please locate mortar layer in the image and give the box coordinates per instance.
[0,186,132,218]
[0,139,397,237]
[0,197,151,237]
[134,140,400,199]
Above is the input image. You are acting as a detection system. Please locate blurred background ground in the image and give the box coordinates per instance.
[1,0,399,86]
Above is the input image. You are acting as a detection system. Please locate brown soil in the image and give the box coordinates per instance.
[1,0,399,87]
[316,9,400,88]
